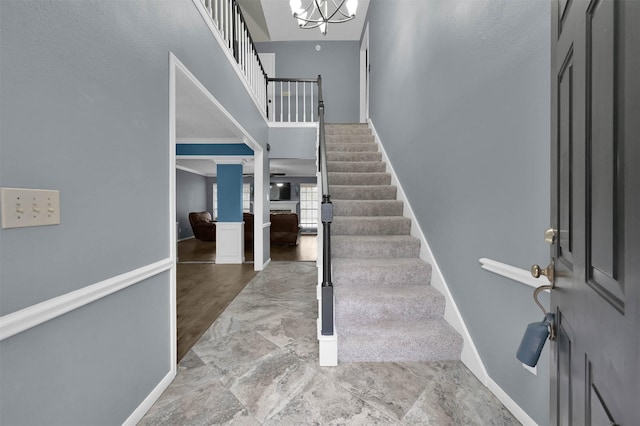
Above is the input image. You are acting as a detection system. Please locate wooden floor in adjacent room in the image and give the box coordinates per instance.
[176,235,317,362]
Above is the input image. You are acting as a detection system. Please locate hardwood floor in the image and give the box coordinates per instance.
[176,235,317,362]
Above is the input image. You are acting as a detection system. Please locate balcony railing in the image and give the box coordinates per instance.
[199,0,268,115]
[267,78,319,124]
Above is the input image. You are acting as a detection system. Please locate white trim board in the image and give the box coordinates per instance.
[479,258,551,290]
[176,164,210,177]
[486,378,539,426]
[0,258,174,342]
[176,137,244,144]
[267,122,317,128]
[123,369,176,426]
[368,119,538,426]
[169,53,179,378]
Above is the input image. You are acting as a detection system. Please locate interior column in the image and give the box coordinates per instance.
[215,162,245,264]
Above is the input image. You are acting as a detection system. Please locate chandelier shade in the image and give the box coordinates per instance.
[289,0,359,35]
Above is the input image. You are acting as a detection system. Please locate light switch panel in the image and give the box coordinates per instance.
[1,188,61,229]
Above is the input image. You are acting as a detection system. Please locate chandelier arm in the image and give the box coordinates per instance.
[325,0,350,21]
[297,15,355,25]
[314,0,326,21]
[299,21,323,29]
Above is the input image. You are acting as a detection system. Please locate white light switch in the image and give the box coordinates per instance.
[1,188,60,229]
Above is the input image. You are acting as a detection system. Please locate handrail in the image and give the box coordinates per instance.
[268,78,320,83]
[317,75,334,336]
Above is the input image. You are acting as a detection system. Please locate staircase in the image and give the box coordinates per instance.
[326,123,463,362]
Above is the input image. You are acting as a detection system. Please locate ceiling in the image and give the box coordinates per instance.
[176,70,242,141]
[176,0,368,177]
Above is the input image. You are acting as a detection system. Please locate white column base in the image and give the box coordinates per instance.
[215,222,245,264]
[318,318,338,367]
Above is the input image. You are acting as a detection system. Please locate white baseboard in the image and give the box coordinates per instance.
[258,258,272,271]
[317,318,338,367]
[215,222,245,264]
[122,367,176,426]
[486,377,539,426]
[177,235,195,242]
[368,119,534,424]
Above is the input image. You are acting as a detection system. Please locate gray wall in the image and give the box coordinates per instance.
[366,1,551,424]
[256,41,360,123]
[177,169,209,240]
[269,126,318,159]
[0,1,267,424]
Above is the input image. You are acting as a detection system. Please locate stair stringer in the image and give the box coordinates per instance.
[368,120,537,426]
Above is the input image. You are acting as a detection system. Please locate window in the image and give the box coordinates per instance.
[212,183,218,220]
[299,183,318,232]
[243,183,251,213]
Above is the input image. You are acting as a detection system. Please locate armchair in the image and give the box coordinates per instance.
[188,212,216,241]
[270,212,300,245]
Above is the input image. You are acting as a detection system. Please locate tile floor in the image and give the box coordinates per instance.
[140,261,519,425]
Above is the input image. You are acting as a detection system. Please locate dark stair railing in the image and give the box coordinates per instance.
[317,76,334,336]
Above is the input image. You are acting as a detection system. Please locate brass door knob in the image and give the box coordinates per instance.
[531,262,554,283]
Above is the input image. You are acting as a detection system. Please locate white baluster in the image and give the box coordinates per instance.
[295,81,299,122]
[302,82,306,122]
[288,81,292,122]
[280,81,284,122]
[311,82,314,122]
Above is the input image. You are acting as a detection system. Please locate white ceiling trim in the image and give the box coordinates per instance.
[176,137,245,144]
[267,122,318,128]
[176,164,211,177]
[177,155,252,162]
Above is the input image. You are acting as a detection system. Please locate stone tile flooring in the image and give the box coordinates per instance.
[139,262,519,425]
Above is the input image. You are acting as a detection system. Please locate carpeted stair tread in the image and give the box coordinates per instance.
[332,216,411,235]
[332,258,432,286]
[326,142,378,152]
[336,284,445,323]
[338,319,463,362]
[330,185,397,201]
[327,151,382,162]
[327,161,386,173]
[333,199,404,216]
[332,235,420,258]
[328,172,391,186]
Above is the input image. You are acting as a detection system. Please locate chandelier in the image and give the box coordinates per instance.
[289,0,359,36]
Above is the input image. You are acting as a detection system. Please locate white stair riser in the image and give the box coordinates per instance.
[333,200,404,216]
[328,173,391,186]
